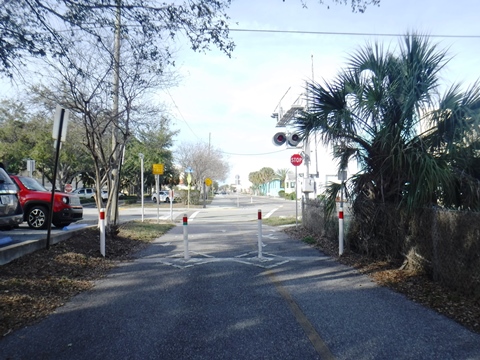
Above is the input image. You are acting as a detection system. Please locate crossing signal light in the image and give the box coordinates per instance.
[287,133,302,147]
[272,132,287,146]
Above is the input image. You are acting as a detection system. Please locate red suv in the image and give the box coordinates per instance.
[10,175,83,229]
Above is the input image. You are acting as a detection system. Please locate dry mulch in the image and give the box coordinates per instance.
[284,226,480,335]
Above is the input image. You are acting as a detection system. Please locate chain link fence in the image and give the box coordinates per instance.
[302,199,480,297]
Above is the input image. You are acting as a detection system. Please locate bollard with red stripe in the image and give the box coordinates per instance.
[99,208,105,257]
[257,209,263,259]
[183,213,190,260]
[338,207,344,256]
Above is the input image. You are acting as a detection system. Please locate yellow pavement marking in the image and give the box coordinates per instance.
[266,270,336,360]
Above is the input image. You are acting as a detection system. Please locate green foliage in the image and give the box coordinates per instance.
[297,33,480,213]
[176,189,201,205]
[296,33,480,258]
[278,190,285,198]
[0,0,235,78]
[275,168,290,189]
[302,236,316,245]
[118,221,175,241]
[262,216,298,226]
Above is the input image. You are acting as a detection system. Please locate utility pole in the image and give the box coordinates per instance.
[110,1,122,227]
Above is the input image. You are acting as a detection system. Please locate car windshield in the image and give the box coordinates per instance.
[0,169,14,184]
[18,176,48,191]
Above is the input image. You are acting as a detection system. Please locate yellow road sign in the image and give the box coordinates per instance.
[152,163,164,175]
[205,178,212,186]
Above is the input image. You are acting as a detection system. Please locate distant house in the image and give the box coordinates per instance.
[258,179,282,197]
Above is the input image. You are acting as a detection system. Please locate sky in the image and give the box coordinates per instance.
[158,0,480,186]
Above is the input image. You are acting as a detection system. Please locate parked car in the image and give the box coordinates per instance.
[99,190,125,201]
[0,169,24,229]
[72,187,95,199]
[10,175,83,229]
[152,190,172,203]
[100,190,108,200]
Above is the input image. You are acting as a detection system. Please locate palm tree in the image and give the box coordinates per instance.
[297,34,480,212]
[295,34,480,257]
[275,168,290,189]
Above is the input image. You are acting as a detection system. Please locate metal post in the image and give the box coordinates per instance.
[100,208,106,257]
[46,109,65,249]
[183,214,190,260]
[257,209,263,259]
[203,180,206,208]
[156,174,160,224]
[295,166,298,229]
[339,175,344,256]
[139,153,144,222]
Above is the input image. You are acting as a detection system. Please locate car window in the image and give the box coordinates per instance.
[0,169,14,185]
[18,176,48,191]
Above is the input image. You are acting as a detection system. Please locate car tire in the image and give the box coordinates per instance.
[165,197,170,203]
[27,205,49,230]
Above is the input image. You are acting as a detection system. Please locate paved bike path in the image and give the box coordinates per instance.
[1,221,480,359]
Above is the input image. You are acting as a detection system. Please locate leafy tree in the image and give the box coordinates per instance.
[248,171,262,195]
[121,116,179,196]
[0,98,92,187]
[0,100,35,173]
[275,168,290,189]
[258,167,276,184]
[0,0,234,78]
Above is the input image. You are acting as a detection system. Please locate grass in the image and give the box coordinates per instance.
[302,235,316,245]
[263,216,298,226]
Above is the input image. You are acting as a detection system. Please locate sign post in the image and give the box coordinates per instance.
[153,164,164,223]
[46,106,69,249]
[186,167,193,209]
[290,154,303,229]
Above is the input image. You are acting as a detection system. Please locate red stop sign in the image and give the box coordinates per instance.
[65,184,73,192]
[290,154,303,166]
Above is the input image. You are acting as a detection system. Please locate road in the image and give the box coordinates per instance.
[1,194,480,359]
[80,193,298,224]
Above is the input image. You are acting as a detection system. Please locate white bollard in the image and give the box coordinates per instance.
[183,213,190,260]
[257,209,263,259]
[100,208,105,257]
[339,207,344,256]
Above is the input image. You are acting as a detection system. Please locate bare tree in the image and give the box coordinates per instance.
[175,141,229,190]
[32,39,176,234]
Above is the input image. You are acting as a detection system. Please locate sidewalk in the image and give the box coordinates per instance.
[1,220,480,359]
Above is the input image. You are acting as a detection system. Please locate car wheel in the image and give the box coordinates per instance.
[27,205,49,230]
[165,197,170,203]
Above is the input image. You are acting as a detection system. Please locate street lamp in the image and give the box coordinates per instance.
[139,153,144,222]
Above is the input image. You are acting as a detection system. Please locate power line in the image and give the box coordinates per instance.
[220,148,291,156]
[229,28,480,39]
[164,88,200,140]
